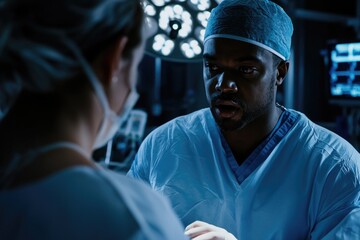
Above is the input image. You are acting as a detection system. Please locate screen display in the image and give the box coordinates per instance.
[329,42,360,101]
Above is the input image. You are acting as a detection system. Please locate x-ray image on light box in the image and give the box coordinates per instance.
[328,42,360,106]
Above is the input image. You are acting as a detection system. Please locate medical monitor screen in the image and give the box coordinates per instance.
[328,42,360,106]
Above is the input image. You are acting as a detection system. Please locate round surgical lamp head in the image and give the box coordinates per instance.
[143,0,218,63]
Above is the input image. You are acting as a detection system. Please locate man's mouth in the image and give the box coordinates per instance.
[214,100,241,118]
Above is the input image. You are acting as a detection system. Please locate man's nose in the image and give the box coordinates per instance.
[215,73,238,93]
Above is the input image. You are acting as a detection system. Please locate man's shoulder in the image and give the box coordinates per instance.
[167,107,211,125]
[287,109,359,162]
[148,108,212,136]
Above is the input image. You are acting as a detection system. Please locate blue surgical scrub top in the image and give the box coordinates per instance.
[0,166,188,240]
[128,108,360,239]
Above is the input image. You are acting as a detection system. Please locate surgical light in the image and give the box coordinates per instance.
[143,0,218,62]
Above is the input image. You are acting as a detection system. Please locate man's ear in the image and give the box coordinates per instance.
[102,36,128,86]
[276,61,289,86]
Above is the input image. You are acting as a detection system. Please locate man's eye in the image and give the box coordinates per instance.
[238,66,256,74]
[205,63,219,72]
[210,65,219,71]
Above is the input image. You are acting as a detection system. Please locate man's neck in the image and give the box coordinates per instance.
[222,106,283,165]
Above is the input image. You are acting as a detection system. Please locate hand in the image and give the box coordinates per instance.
[184,220,237,240]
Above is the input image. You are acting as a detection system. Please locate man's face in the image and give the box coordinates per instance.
[203,38,278,132]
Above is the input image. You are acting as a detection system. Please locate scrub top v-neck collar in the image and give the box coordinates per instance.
[218,108,300,185]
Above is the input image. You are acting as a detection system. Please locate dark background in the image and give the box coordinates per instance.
[134,0,360,150]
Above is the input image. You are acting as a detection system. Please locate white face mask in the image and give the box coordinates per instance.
[92,20,151,150]
[93,89,139,149]
[78,17,154,150]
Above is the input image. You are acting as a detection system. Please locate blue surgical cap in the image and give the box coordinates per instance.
[204,0,293,60]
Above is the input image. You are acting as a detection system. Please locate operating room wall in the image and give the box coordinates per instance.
[136,55,206,134]
[291,0,359,149]
[293,21,355,120]
[135,0,360,150]
[291,0,357,117]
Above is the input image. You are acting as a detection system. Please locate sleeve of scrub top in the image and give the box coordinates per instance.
[127,136,153,183]
[124,176,189,240]
[310,155,360,239]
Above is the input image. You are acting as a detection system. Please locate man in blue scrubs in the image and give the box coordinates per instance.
[128,0,360,239]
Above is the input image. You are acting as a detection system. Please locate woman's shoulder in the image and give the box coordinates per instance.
[0,166,187,239]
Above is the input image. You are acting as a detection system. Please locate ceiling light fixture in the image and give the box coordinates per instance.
[143,0,218,62]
